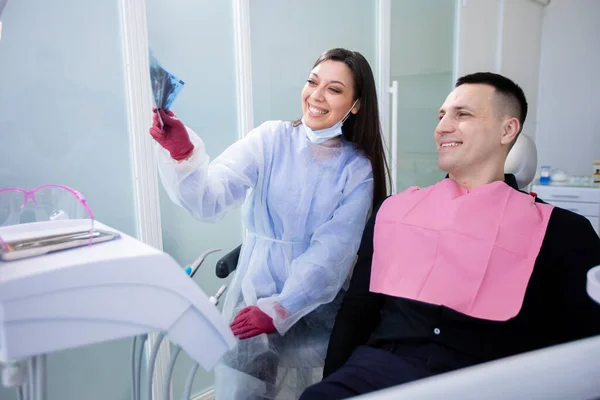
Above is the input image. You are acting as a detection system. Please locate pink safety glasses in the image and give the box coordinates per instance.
[0,184,95,252]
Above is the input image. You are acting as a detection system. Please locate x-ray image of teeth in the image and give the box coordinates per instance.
[149,48,185,112]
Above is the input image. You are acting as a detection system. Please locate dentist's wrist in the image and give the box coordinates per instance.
[174,146,194,162]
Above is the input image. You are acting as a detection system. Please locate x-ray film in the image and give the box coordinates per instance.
[149,49,185,113]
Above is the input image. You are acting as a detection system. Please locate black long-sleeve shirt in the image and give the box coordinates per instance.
[323,176,600,378]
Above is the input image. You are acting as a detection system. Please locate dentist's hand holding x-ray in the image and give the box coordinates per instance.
[149,108,194,161]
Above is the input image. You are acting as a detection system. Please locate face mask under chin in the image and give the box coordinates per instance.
[302,99,359,144]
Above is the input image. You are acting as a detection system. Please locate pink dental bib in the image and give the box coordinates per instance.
[370,179,554,321]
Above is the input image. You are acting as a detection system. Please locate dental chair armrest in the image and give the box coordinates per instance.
[216,244,242,279]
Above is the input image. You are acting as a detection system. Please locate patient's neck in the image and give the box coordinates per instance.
[448,165,506,191]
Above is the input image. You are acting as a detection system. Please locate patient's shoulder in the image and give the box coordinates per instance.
[547,204,595,232]
[541,204,600,253]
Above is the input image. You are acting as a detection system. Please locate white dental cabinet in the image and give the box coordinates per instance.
[532,183,600,235]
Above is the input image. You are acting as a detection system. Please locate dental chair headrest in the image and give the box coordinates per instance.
[505,134,537,190]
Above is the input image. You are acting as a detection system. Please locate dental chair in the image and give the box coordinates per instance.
[504,132,538,190]
[214,134,540,278]
[215,243,241,279]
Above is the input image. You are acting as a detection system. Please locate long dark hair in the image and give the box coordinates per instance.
[297,48,390,206]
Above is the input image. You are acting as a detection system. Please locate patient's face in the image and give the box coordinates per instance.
[435,84,505,176]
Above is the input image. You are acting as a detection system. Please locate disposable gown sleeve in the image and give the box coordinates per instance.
[257,160,374,334]
[155,122,272,222]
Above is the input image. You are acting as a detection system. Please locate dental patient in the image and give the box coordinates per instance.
[300,72,600,399]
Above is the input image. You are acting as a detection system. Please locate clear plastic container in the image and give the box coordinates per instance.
[539,166,551,185]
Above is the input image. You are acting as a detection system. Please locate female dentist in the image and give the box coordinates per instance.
[149,48,389,399]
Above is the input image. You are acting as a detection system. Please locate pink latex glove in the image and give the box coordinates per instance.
[149,108,194,161]
[230,306,276,339]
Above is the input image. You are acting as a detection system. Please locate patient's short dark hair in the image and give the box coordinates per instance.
[456,72,528,134]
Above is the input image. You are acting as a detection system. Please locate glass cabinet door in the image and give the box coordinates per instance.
[389,0,456,192]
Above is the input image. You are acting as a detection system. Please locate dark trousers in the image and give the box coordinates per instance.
[300,344,473,399]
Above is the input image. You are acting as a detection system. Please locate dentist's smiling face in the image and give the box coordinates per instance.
[301,60,358,131]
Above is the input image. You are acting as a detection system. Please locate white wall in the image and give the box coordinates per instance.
[390,0,456,191]
[391,1,455,77]
[249,0,377,126]
[535,0,600,176]
[456,0,546,142]
[456,0,600,177]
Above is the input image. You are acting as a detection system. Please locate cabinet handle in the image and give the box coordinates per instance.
[551,194,580,199]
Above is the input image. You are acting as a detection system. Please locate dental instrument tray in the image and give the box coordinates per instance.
[0,229,120,261]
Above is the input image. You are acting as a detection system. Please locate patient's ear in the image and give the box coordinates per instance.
[500,117,520,146]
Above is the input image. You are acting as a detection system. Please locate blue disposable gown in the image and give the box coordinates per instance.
[156,120,374,399]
